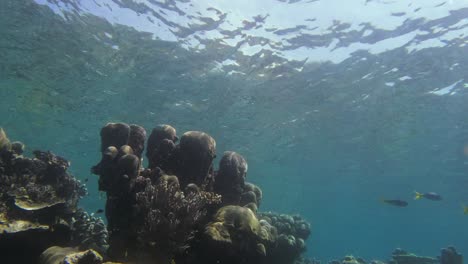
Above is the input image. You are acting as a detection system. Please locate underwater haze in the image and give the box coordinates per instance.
[1,0,468,261]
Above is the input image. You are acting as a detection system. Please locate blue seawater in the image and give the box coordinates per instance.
[0,0,467,261]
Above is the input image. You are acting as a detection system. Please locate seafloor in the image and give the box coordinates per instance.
[0,125,462,264]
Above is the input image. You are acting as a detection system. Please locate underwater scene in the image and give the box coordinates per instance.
[0,0,467,263]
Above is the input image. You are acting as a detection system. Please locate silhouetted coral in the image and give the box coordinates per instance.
[214,151,247,205]
[146,124,178,170]
[440,246,462,264]
[175,131,217,188]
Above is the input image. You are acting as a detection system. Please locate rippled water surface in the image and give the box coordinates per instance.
[1,0,468,261]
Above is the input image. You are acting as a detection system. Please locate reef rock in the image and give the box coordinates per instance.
[390,248,438,264]
[40,246,103,264]
[342,256,366,264]
[440,246,462,264]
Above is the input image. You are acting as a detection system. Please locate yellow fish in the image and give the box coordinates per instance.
[463,205,468,215]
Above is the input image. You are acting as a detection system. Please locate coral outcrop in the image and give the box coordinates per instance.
[202,205,276,263]
[70,209,109,256]
[440,246,462,264]
[0,122,313,264]
[258,212,311,264]
[0,128,90,263]
[92,123,223,263]
[91,122,311,264]
[389,248,438,264]
[40,246,103,264]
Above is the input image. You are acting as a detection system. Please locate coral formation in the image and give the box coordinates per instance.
[0,128,89,263]
[440,246,462,264]
[91,122,311,264]
[258,212,311,264]
[1,123,314,264]
[203,205,276,263]
[389,248,438,264]
[1,123,464,264]
[134,174,221,263]
[175,131,217,188]
[146,124,178,170]
[40,246,108,264]
[91,123,224,263]
[70,209,109,256]
[214,151,248,205]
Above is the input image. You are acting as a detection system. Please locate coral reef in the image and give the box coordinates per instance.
[0,128,89,263]
[1,123,313,264]
[1,123,464,264]
[91,122,311,264]
[175,131,217,188]
[92,123,224,263]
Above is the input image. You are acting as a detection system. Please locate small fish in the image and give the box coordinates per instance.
[95,209,104,214]
[382,199,408,207]
[462,205,468,215]
[84,178,89,182]
[414,191,442,201]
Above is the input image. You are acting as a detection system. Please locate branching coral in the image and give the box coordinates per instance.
[134,175,221,262]
[70,209,109,256]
